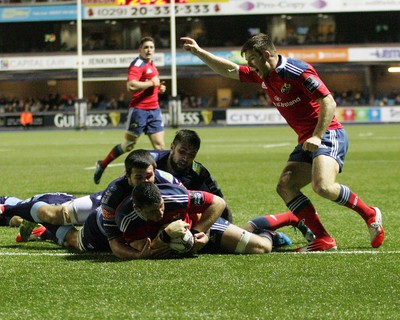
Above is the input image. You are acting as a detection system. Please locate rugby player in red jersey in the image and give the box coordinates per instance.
[181,34,384,251]
[94,36,166,185]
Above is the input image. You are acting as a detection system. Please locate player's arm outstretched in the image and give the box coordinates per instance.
[109,236,170,260]
[181,37,240,80]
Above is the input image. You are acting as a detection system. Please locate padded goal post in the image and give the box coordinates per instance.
[74,99,88,130]
[168,98,181,128]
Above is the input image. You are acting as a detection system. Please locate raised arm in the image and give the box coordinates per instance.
[181,37,240,80]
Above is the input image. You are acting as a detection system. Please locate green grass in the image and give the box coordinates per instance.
[1,124,400,319]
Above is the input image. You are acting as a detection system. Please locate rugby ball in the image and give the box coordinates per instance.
[169,228,195,254]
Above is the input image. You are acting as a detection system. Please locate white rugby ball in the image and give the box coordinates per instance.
[169,229,195,253]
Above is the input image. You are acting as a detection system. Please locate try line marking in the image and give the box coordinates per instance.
[1,250,399,257]
[274,250,400,255]
[263,143,290,149]
[84,143,290,170]
[85,163,124,170]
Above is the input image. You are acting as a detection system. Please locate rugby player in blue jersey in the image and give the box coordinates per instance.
[0,149,180,243]
[150,129,233,223]
[55,182,288,258]
[104,182,291,257]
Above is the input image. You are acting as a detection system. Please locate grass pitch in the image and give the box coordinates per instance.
[1,124,400,319]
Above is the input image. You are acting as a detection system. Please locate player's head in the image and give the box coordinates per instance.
[132,182,164,221]
[125,149,157,187]
[169,129,201,174]
[240,33,277,78]
[139,36,155,61]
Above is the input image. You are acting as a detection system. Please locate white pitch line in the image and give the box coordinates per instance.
[85,163,124,170]
[1,250,399,257]
[263,143,290,149]
[0,251,112,257]
[272,250,400,255]
[358,132,374,137]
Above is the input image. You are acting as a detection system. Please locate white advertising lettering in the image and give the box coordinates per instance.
[163,112,200,126]
[226,109,286,125]
[87,114,108,127]
[54,113,109,127]
[54,114,75,128]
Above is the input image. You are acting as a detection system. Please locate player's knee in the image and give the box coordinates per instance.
[9,216,23,227]
[37,205,61,225]
[121,139,136,152]
[242,222,254,232]
[153,141,165,150]
[64,228,81,251]
[276,181,287,198]
[246,235,272,254]
[312,181,333,199]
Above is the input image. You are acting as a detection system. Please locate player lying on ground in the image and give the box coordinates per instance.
[0,149,181,240]
[0,150,312,248]
[4,183,292,259]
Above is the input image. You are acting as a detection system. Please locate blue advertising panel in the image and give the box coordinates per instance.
[0,5,77,22]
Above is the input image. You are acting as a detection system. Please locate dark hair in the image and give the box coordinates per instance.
[240,33,276,58]
[125,149,157,176]
[139,36,155,47]
[172,129,201,151]
[132,182,161,207]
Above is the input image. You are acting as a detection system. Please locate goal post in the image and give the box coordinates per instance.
[168,97,181,129]
[74,99,88,130]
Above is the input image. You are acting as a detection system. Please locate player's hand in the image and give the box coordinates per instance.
[181,37,200,54]
[164,220,190,238]
[302,136,321,153]
[150,76,161,87]
[192,232,209,252]
[136,238,170,259]
[159,81,166,94]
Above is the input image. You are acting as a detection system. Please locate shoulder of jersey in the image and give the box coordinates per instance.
[156,169,177,183]
[150,150,169,162]
[131,57,146,68]
[192,161,205,175]
[277,57,308,79]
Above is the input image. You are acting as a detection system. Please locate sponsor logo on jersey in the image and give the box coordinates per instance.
[158,170,174,183]
[303,76,320,93]
[146,68,152,74]
[261,82,268,90]
[190,191,204,205]
[273,97,302,108]
[281,83,291,94]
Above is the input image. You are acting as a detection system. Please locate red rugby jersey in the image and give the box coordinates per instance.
[127,56,160,110]
[239,55,343,143]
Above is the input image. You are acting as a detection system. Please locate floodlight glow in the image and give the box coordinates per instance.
[388,67,400,73]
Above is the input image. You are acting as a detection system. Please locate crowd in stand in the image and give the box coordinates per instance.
[1,90,400,114]
[0,93,128,113]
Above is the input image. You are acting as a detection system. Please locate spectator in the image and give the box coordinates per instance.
[20,105,33,130]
